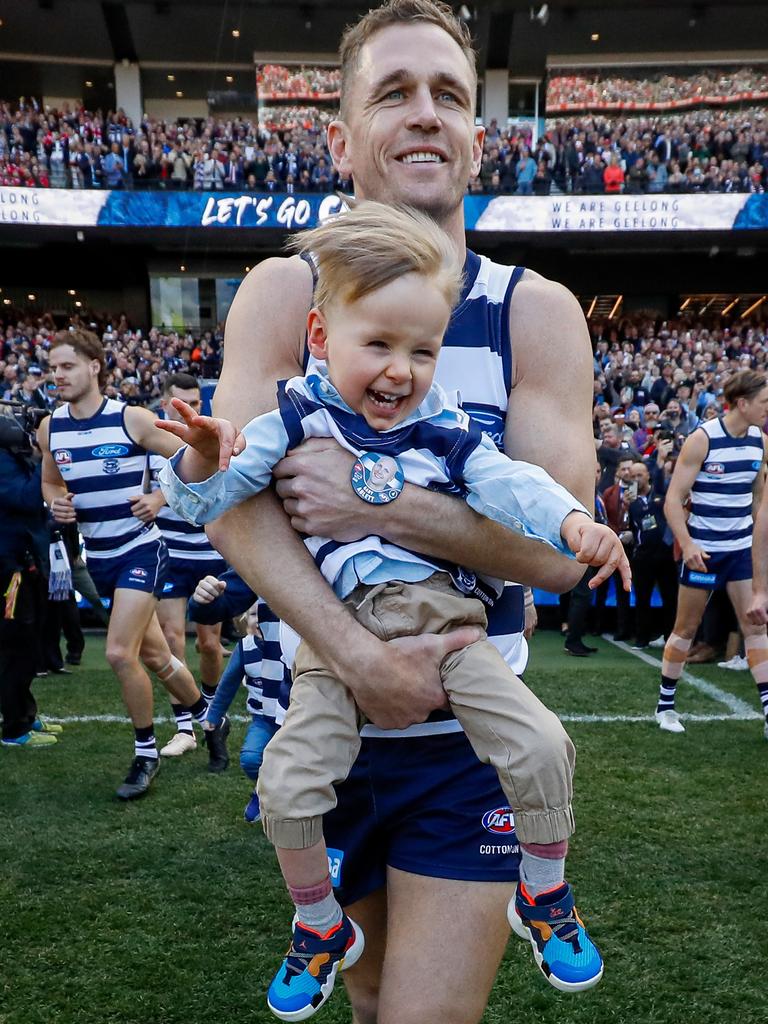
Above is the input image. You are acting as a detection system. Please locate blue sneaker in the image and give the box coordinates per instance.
[508,882,603,992]
[243,790,261,824]
[267,914,364,1021]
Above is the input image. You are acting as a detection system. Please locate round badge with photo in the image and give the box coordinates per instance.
[350,452,405,505]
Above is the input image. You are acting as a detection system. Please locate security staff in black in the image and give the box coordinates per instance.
[0,409,60,747]
[628,459,678,648]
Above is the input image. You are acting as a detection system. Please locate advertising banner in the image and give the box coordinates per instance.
[3,187,768,233]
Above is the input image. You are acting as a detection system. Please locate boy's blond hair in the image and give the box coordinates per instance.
[289,200,463,312]
[339,0,477,117]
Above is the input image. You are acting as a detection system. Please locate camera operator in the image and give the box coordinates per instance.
[0,402,61,747]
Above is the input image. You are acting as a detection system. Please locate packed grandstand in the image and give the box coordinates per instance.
[3,62,768,195]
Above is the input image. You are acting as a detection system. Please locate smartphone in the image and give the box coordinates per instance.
[626,481,638,501]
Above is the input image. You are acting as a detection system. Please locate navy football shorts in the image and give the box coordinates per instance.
[680,547,752,590]
[87,539,168,601]
[323,729,521,908]
[159,557,227,601]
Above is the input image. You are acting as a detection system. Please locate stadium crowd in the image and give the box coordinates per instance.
[2,94,768,195]
[4,301,766,665]
[546,66,768,112]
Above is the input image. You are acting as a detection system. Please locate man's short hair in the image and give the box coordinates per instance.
[163,371,200,395]
[724,369,767,406]
[51,328,107,388]
[289,200,463,312]
[339,0,477,117]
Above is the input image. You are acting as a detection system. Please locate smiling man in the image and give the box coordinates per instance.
[206,3,599,1022]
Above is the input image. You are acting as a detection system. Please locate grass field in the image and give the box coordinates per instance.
[2,630,767,1024]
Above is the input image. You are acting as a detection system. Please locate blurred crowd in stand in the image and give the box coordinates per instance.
[2,84,768,195]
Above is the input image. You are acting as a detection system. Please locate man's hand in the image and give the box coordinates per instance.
[747,589,768,626]
[154,398,246,473]
[656,438,674,463]
[524,600,538,641]
[272,437,364,540]
[50,492,76,523]
[128,490,166,524]
[338,626,483,730]
[682,543,710,573]
[561,512,632,591]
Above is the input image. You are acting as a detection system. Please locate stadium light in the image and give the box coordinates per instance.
[27,294,36,301]
[226,75,234,83]
[591,33,600,42]
[741,296,766,319]
[176,91,183,98]
[68,289,76,296]
[167,74,175,82]
[608,295,623,319]
[232,29,240,38]
[530,4,549,26]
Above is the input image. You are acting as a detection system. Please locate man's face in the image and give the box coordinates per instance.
[739,385,768,428]
[665,401,681,419]
[50,344,100,403]
[617,459,635,483]
[630,463,650,493]
[162,386,201,422]
[329,23,482,222]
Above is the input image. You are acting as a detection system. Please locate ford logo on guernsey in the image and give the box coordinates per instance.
[92,443,129,458]
[482,807,516,834]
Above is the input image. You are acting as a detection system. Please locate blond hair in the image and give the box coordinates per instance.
[339,0,477,116]
[289,200,463,312]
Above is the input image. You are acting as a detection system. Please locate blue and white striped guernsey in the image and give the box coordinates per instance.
[688,416,765,553]
[148,454,223,564]
[48,397,162,560]
[244,601,291,725]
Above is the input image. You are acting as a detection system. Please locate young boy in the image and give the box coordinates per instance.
[158,202,630,1019]
[188,568,289,822]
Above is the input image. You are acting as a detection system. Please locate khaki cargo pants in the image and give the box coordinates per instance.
[258,574,575,849]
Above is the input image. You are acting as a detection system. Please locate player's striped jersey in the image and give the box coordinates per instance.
[148,454,222,564]
[244,600,290,725]
[688,417,764,553]
[48,397,161,560]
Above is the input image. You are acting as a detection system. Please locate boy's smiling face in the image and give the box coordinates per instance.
[306,271,451,432]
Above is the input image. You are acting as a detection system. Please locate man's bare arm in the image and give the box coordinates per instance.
[37,416,75,521]
[208,256,477,728]
[664,429,710,571]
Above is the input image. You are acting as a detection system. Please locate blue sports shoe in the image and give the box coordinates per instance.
[267,914,364,1021]
[508,882,603,992]
[243,789,261,824]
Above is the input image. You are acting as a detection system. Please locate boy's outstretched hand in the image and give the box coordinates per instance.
[154,397,246,473]
[561,512,632,592]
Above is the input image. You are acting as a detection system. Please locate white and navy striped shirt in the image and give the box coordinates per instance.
[244,601,291,724]
[162,367,584,602]
[149,454,223,565]
[48,397,162,560]
[688,417,764,553]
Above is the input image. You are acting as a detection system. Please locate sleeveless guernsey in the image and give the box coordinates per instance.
[48,397,162,559]
[688,417,763,553]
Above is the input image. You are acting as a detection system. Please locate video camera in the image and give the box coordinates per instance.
[0,400,47,456]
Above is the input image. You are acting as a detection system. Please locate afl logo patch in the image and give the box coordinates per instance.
[92,443,129,458]
[54,449,72,466]
[130,568,148,578]
[102,459,120,474]
[704,463,725,475]
[482,807,516,834]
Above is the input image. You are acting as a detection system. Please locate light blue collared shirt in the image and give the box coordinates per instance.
[160,367,588,598]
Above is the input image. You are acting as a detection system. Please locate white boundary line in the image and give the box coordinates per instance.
[605,636,761,719]
[40,637,762,727]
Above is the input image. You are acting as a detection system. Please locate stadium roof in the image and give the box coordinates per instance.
[2,2,768,85]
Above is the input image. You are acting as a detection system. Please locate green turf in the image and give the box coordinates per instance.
[1,632,766,1023]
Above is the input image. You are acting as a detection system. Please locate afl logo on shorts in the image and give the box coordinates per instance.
[54,449,72,467]
[130,568,148,579]
[92,443,129,458]
[482,807,516,834]
[102,459,120,474]
[704,462,725,475]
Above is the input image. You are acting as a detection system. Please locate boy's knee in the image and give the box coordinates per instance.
[239,749,263,780]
